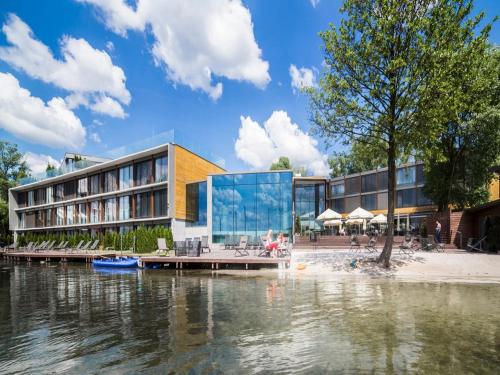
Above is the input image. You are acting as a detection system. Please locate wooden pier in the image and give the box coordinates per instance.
[139,255,290,270]
[2,251,116,263]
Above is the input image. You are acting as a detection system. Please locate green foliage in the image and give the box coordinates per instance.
[16,226,174,253]
[270,156,292,171]
[294,216,301,234]
[46,163,56,172]
[329,142,388,178]
[0,141,29,201]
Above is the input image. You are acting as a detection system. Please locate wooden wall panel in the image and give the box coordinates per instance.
[174,145,225,220]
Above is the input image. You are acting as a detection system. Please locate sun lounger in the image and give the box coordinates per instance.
[87,240,99,252]
[466,236,486,252]
[53,240,65,250]
[234,235,249,257]
[43,240,56,251]
[399,239,414,255]
[79,241,93,252]
[67,240,84,253]
[365,237,378,253]
[258,235,271,257]
[33,241,49,252]
[156,238,172,255]
[278,238,292,257]
[349,236,361,252]
[20,241,34,251]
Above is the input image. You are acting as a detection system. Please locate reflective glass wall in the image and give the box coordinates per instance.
[211,171,293,243]
[294,180,326,233]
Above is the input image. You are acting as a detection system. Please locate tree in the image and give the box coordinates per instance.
[0,141,29,201]
[308,0,491,267]
[423,49,500,210]
[329,142,388,178]
[270,156,292,171]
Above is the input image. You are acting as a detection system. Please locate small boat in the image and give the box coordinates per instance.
[92,257,139,268]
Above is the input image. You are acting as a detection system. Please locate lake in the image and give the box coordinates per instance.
[0,262,499,374]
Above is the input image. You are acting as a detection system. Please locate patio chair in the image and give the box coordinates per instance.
[466,237,486,252]
[156,238,171,256]
[33,241,48,252]
[399,238,414,255]
[234,235,249,257]
[278,238,292,257]
[188,240,201,257]
[349,235,361,252]
[174,241,187,256]
[258,235,271,257]
[365,237,378,253]
[57,241,69,251]
[68,240,84,253]
[77,240,92,253]
[53,240,65,250]
[20,241,34,251]
[224,235,231,250]
[43,240,56,251]
[428,237,444,252]
[87,240,99,252]
[201,236,210,253]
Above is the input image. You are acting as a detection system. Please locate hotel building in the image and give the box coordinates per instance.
[9,142,500,245]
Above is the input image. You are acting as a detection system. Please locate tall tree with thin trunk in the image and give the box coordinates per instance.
[308,0,491,267]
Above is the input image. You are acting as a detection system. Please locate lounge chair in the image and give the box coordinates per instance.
[20,241,34,251]
[258,235,271,257]
[156,238,171,255]
[87,240,99,252]
[201,236,210,253]
[189,240,201,257]
[68,240,84,253]
[466,237,486,252]
[79,240,92,252]
[399,238,414,255]
[234,235,249,257]
[174,241,187,256]
[349,235,361,252]
[33,241,48,252]
[365,237,378,253]
[278,238,292,257]
[44,240,56,251]
[53,240,65,250]
[428,237,444,252]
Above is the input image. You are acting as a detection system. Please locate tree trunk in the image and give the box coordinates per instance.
[378,139,396,268]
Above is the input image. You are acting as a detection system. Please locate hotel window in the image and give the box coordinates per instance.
[64,181,76,200]
[35,188,45,205]
[155,155,168,182]
[154,189,168,217]
[119,165,133,190]
[361,194,377,210]
[46,208,52,227]
[345,177,360,195]
[361,174,377,193]
[66,205,75,225]
[377,171,388,190]
[25,212,35,228]
[55,184,64,202]
[104,198,117,222]
[56,206,64,226]
[135,160,153,186]
[35,211,44,228]
[135,192,151,218]
[119,196,131,220]
[104,170,117,193]
[186,182,206,226]
[331,183,344,197]
[78,203,87,224]
[27,191,34,206]
[417,187,433,206]
[46,186,54,204]
[332,198,345,213]
[397,166,416,186]
[397,188,417,208]
[345,195,361,212]
[416,164,425,184]
[78,177,88,197]
[90,201,100,223]
[89,174,100,195]
[19,212,25,228]
[18,192,26,208]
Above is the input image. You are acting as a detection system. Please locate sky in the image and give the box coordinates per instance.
[0,0,499,177]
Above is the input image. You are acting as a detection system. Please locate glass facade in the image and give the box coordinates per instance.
[27,191,34,206]
[331,183,344,197]
[154,189,168,217]
[89,175,100,195]
[66,205,74,225]
[56,206,64,226]
[186,182,207,226]
[104,170,117,193]
[397,166,416,186]
[135,192,150,218]
[155,156,168,182]
[295,181,325,233]
[90,201,99,223]
[77,178,88,197]
[46,186,53,204]
[78,203,87,224]
[212,171,293,243]
[104,198,117,222]
[135,160,152,186]
[120,165,133,190]
[119,196,131,220]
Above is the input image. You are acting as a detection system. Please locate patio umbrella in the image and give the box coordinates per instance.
[323,219,342,226]
[348,207,374,235]
[370,214,387,224]
[316,208,342,221]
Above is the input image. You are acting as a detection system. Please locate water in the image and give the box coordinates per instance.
[0,262,499,374]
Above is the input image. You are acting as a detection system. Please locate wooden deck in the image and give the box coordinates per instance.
[2,251,116,263]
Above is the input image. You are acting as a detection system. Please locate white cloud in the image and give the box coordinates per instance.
[23,152,61,175]
[89,132,101,143]
[310,0,320,7]
[0,72,86,149]
[235,110,329,176]
[0,14,130,116]
[106,41,114,51]
[289,64,316,93]
[77,0,270,100]
[90,95,127,118]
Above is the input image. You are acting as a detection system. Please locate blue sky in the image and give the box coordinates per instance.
[0,0,498,176]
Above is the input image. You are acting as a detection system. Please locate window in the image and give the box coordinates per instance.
[46,186,54,204]
[35,211,44,227]
[104,198,117,222]
[135,192,150,218]
[332,198,345,213]
[361,194,377,210]
[45,209,52,226]
[155,155,168,182]
[90,201,100,223]
[25,212,35,228]
[416,164,425,184]
[104,170,117,193]
[345,196,361,212]
[119,196,131,220]
[64,181,76,199]
[135,160,153,186]
[397,166,416,186]
[35,188,45,205]
[78,203,87,224]
[361,174,377,192]
[397,188,417,208]
[66,205,74,225]
[154,189,168,217]
[55,184,64,202]
[19,212,25,228]
[18,192,26,208]
[186,182,206,226]
[417,187,433,206]
[377,171,388,190]
[331,183,344,197]
[89,174,100,195]
[345,177,360,195]
[78,178,88,197]
[119,165,133,190]
[27,191,34,206]
[56,206,64,226]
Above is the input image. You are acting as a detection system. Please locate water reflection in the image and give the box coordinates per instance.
[0,263,498,374]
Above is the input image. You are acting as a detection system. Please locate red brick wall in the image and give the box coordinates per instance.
[426,211,451,243]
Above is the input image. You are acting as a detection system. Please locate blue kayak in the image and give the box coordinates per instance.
[92,257,138,268]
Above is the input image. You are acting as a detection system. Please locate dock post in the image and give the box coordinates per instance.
[211,263,214,270]
[176,262,178,269]
[180,262,183,269]
[246,264,248,270]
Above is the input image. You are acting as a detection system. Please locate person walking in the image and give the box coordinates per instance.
[435,220,442,244]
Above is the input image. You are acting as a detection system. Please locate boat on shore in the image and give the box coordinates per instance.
[92,257,139,268]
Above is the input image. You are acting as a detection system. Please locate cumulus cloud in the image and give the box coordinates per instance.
[289,64,316,93]
[310,0,320,7]
[23,152,61,175]
[0,14,130,117]
[235,110,329,176]
[77,0,270,100]
[89,132,101,143]
[0,72,86,149]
